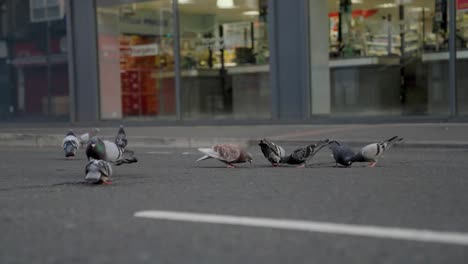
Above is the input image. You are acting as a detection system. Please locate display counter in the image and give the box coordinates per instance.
[227,65,270,119]
[329,56,401,115]
[422,50,468,114]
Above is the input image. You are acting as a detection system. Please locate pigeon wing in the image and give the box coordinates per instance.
[213,144,242,163]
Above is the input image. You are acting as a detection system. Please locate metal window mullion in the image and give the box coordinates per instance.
[449,0,457,116]
[172,0,181,120]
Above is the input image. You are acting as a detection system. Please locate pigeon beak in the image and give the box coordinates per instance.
[91,144,96,148]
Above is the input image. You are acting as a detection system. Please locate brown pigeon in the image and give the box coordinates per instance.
[196,144,253,168]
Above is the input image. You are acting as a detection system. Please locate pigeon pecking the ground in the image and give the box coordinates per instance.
[351,136,404,167]
[114,125,128,149]
[85,159,113,184]
[258,138,286,167]
[279,139,330,168]
[329,141,356,167]
[197,144,253,168]
[62,129,80,159]
[86,137,138,166]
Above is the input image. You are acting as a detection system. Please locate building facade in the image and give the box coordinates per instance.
[0,0,466,123]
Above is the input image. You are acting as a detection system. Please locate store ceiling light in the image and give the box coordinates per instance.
[217,0,236,9]
[377,3,397,8]
[243,10,259,16]
[178,0,194,4]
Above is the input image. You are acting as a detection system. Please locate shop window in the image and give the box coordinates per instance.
[309,0,451,116]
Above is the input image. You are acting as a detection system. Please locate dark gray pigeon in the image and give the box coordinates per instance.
[62,129,80,159]
[280,139,330,168]
[329,141,356,167]
[258,139,286,167]
[85,159,112,184]
[197,144,253,168]
[351,136,404,167]
[114,125,128,149]
[86,137,137,166]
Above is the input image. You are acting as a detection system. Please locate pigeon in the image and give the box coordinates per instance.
[196,144,253,168]
[351,136,404,167]
[329,141,356,167]
[280,139,330,168]
[85,159,113,184]
[258,139,286,167]
[115,125,128,149]
[79,128,100,147]
[86,137,138,166]
[62,129,80,159]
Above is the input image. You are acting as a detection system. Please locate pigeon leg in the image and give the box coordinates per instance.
[297,164,305,168]
[368,161,377,168]
[226,164,236,168]
[67,156,75,160]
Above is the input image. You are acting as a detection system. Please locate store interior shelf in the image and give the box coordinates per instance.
[329,56,400,68]
[422,50,468,62]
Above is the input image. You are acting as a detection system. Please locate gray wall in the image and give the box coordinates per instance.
[69,0,100,122]
[270,0,310,120]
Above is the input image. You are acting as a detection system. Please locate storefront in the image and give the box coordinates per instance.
[1,0,467,123]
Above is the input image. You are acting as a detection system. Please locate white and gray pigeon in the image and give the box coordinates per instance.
[258,139,286,167]
[280,139,330,168]
[329,141,356,167]
[62,129,80,159]
[79,128,100,147]
[86,137,138,166]
[85,159,112,184]
[197,144,253,168]
[351,136,404,167]
[114,125,128,149]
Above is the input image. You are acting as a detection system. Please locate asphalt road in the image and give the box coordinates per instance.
[1,145,468,263]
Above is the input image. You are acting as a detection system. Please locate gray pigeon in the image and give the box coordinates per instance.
[85,159,112,184]
[258,139,286,167]
[197,144,253,168]
[79,128,100,147]
[351,136,404,167]
[62,129,80,159]
[86,137,138,166]
[115,125,128,149]
[329,141,356,167]
[280,139,330,168]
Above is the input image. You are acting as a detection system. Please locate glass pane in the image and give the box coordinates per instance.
[0,0,70,121]
[179,0,270,120]
[456,0,468,114]
[309,0,450,116]
[96,0,176,120]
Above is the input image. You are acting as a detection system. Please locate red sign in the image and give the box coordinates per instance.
[458,0,468,10]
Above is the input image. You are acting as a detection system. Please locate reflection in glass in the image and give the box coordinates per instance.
[0,0,69,121]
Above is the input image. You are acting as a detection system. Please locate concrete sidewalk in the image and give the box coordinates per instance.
[0,123,467,149]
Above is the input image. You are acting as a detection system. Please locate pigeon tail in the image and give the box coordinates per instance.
[382,136,404,149]
[115,125,128,149]
[197,148,221,160]
[196,155,211,162]
[65,129,76,137]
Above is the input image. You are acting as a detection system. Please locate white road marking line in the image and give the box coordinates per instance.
[134,210,468,246]
[182,152,193,155]
[146,151,173,154]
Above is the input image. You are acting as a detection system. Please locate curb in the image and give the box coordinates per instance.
[0,133,467,149]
